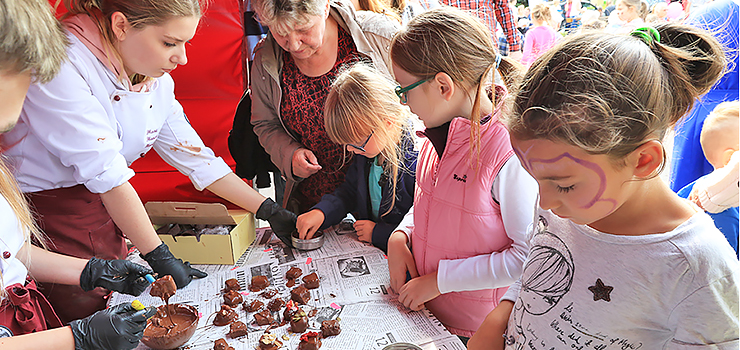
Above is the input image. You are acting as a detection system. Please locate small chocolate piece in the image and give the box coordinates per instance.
[286,267,303,280]
[213,305,238,326]
[302,272,320,289]
[290,309,308,333]
[149,275,177,304]
[260,289,278,299]
[298,331,322,350]
[291,285,311,305]
[283,300,299,321]
[254,309,274,325]
[244,299,264,312]
[228,321,248,338]
[223,290,243,307]
[224,278,241,292]
[267,298,285,312]
[258,333,283,350]
[321,320,341,337]
[249,275,270,292]
[214,338,229,350]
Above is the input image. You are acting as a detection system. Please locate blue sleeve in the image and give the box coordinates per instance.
[312,157,363,229]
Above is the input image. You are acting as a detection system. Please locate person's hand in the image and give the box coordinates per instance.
[256,198,297,247]
[468,300,515,350]
[353,220,376,243]
[398,272,440,311]
[387,231,418,294]
[79,257,153,296]
[292,148,322,178]
[141,243,207,289]
[69,302,157,350]
[296,209,325,239]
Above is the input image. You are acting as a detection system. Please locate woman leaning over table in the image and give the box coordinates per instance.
[1,0,296,324]
[250,0,400,214]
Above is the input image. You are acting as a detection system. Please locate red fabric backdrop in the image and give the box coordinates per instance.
[52,0,247,209]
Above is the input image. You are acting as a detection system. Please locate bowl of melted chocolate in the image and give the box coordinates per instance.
[291,229,324,251]
[141,303,199,350]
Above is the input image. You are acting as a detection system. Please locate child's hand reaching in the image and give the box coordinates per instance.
[468,300,514,350]
[398,272,441,311]
[387,231,419,294]
[296,209,325,239]
[353,220,376,243]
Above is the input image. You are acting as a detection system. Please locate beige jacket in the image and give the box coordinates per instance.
[250,0,399,205]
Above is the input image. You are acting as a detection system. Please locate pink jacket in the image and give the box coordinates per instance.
[412,115,514,336]
[521,25,561,67]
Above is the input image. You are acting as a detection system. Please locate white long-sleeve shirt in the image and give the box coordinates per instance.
[395,155,537,293]
[2,33,231,194]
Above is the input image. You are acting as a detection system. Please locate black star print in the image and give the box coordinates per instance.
[588,278,614,302]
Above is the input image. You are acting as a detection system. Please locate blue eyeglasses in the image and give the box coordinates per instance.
[395,78,429,104]
[346,130,374,153]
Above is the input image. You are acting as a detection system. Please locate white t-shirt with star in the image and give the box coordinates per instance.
[502,208,739,349]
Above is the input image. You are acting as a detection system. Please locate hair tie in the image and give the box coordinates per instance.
[494,52,502,69]
[630,26,661,45]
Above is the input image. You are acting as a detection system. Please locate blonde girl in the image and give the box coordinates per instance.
[296,64,416,252]
[615,0,648,31]
[469,24,739,349]
[2,0,297,323]
[521,4,561,67]
[386,7,538,339]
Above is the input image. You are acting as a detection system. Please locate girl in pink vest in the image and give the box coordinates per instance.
[386,7,538,340]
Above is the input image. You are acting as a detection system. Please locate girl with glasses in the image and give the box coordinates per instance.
[295,64,416,252]
[386,7,538,342]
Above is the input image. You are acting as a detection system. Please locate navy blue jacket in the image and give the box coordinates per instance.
[313,138,416,252]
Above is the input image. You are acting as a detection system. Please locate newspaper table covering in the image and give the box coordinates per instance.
[110,226,466,350]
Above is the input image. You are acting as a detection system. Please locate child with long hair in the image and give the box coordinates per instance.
[386,7,538,339]
[521,4,561,67]
[295,64,416,252]
[1,0,297,323]
[468,24,739,350]
[0,0,155,348]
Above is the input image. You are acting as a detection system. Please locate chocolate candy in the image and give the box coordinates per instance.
[228,321,248,338]
[298,331,322,350]
[213,338,231,350]
[291,285,311,305]
[290,309,308,333]
[224,278,240,292]
[302,272,320,289]
[244,300,264,312]
[223,290,243,307]
[286,267,303,280]
[249,275,270,292]
[321,320,341,337]
[283,300,299,321]
[258,333,282,350]
[150,275,177,304]
[213,305,238,326]
[267,298,285,312]
[260,289,278,299]
[254,309,274,326]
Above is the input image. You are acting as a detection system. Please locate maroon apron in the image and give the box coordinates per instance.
[27,185,127,324]
[0,278,63,336]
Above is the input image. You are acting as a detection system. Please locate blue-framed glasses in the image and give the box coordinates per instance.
[395,78,429,104]
[346,130,375,153]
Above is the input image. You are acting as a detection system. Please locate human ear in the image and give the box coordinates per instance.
[110,12,131,41]
[631,140,664,178]
[721,149,736,168]
[434,72,455,102]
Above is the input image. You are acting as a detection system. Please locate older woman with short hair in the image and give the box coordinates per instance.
[250,0,399,213]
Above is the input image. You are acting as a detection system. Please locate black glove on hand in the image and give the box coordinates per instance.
[80,257,153,296]
[141,243,207,288]
[255,198,297,248]
[70,302,156,350]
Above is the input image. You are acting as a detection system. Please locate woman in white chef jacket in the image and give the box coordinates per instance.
[2,0,297,324]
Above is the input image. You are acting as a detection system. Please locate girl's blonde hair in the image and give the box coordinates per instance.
[618,0,648,20]
[530,3,553,24]
[324,64,415,216]
[505,23,726,174]
[62,0,204,84]
[389,7,522,169]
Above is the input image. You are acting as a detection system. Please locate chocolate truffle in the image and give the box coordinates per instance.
[260,289,278,299]
[249,275,270,292]
[267,297,285,312]
[302,272,320,289]
[213,305,238,326]
[286,267,303,280]
[321,320,341,337]
[298,332,322,350]
[283,300,299,321]
[228,321,248,338]
[291,285,311,305]
[223,290,243,307]
[258,333,283,350]
[290,309,308,333]
[213,338,229,350]
[244,299,264,312]
[150,275,177,304]
[254,309,274,326]
[224,278,241,292]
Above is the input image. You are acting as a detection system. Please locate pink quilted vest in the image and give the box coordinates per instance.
[412,114,514,337]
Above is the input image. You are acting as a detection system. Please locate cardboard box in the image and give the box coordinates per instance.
[145,201,255,265]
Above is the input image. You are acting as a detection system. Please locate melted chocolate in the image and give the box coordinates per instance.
[142,304,198,350]
[244,300,264,312]
[254,309,274,325]
[291,285,311,305]
[321,320,341,337]
[213,305,238,326]
[302,272,320,289]
[223,290,243,307]
[150,275,177,304]
[224,278,240,292]
[298,332,322,350]
[228,321,248,338]
[249,276,270,292]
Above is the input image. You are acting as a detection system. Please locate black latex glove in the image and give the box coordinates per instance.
[69,302,156,350]
[79,257,153,296]
[140,243,207,289]
[255,198,296,248]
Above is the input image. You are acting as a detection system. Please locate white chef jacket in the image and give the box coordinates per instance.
[0,195,29,298]
[2,32,231,194]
